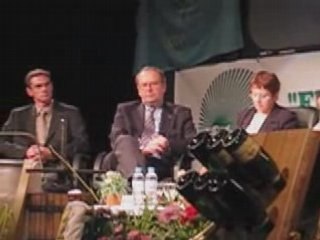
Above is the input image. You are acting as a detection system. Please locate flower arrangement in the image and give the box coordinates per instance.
[98,171,128,197]
[97,171,128,205]
[97,200,215,240]
[80,170,216,239]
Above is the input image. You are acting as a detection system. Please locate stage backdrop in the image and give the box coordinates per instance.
[174,51,320,131]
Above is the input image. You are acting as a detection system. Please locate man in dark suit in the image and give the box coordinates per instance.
[107,66,196,180]
[0,68,90,191]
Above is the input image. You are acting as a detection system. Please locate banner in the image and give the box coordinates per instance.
[175,51,320,130]
[249,0,320,50]
[134,0,243,73]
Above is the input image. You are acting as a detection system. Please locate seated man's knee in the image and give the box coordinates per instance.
[114,135,139,148]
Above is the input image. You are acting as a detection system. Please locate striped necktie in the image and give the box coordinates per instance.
[140,107,156,148]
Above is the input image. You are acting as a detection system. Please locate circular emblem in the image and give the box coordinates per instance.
[198,68,253,130]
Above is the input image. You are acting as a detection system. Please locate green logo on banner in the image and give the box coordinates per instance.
[288,90,320,107]
[198,68,253,130]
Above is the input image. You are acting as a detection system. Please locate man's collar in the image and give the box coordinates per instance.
[144,104,163,112]
[34,100,54,114]
[143,100,164,109]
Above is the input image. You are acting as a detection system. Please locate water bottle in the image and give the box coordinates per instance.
[145,167,158,209]
[132,167,145,209]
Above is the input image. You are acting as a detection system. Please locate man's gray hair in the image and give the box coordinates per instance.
[135,66,166,84]
[25,68,51,86]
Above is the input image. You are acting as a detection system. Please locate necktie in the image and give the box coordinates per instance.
[36,110,48,145]
[140,107,156,148]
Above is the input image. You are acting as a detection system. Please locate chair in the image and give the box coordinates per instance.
[288,106,319,129]
[92,151,118,187]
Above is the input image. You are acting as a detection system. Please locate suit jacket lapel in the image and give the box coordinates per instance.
[135,103,145,136]
[242,107,255,129]
[26,106,36,138]
[159,102,173,136]
[46,102,63,144]
[260,105,280,131]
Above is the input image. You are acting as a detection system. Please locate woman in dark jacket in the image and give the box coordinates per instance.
[237,70,299,133]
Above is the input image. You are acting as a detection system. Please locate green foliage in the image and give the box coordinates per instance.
[126,208,156,235]
[97,171,128,198]
[0,204,14,239]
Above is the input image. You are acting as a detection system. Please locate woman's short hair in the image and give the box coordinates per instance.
[250,71,280,95]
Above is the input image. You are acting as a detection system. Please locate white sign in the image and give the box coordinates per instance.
[175,51,320,130]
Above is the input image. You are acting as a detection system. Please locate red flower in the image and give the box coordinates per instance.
[127,230,152,240]
[180,205,199,224]
[157,204,181,223]
[140,235,152,240]
[114,224,124,235]
[127,230,141,240]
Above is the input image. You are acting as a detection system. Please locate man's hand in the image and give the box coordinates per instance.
[26,145,40,159]
[38,146,53,160]
[141,134,169,156]
[26,145,53,162]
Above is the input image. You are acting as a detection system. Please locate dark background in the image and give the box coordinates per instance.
[0,1,139,155]
[0,0,319,157]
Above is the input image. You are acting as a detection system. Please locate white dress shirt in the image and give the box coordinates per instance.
[246,112,268,134]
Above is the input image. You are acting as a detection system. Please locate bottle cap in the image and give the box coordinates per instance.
[135,166,142,173]
[67,189,82,195]
[147,167,155,173]
[67,189,83,201]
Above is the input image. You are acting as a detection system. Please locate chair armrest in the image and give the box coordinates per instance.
[73,153,91,170]
[92,151,108,188]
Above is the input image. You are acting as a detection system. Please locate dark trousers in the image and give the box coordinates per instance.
[101,135,173,181]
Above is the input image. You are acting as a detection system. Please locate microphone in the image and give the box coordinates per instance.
[60,118,67,158]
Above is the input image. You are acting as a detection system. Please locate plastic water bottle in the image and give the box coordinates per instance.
[131,167,145,209]
[145,167,158,209]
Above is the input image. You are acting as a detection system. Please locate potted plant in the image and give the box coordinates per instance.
[97,171,128,206]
